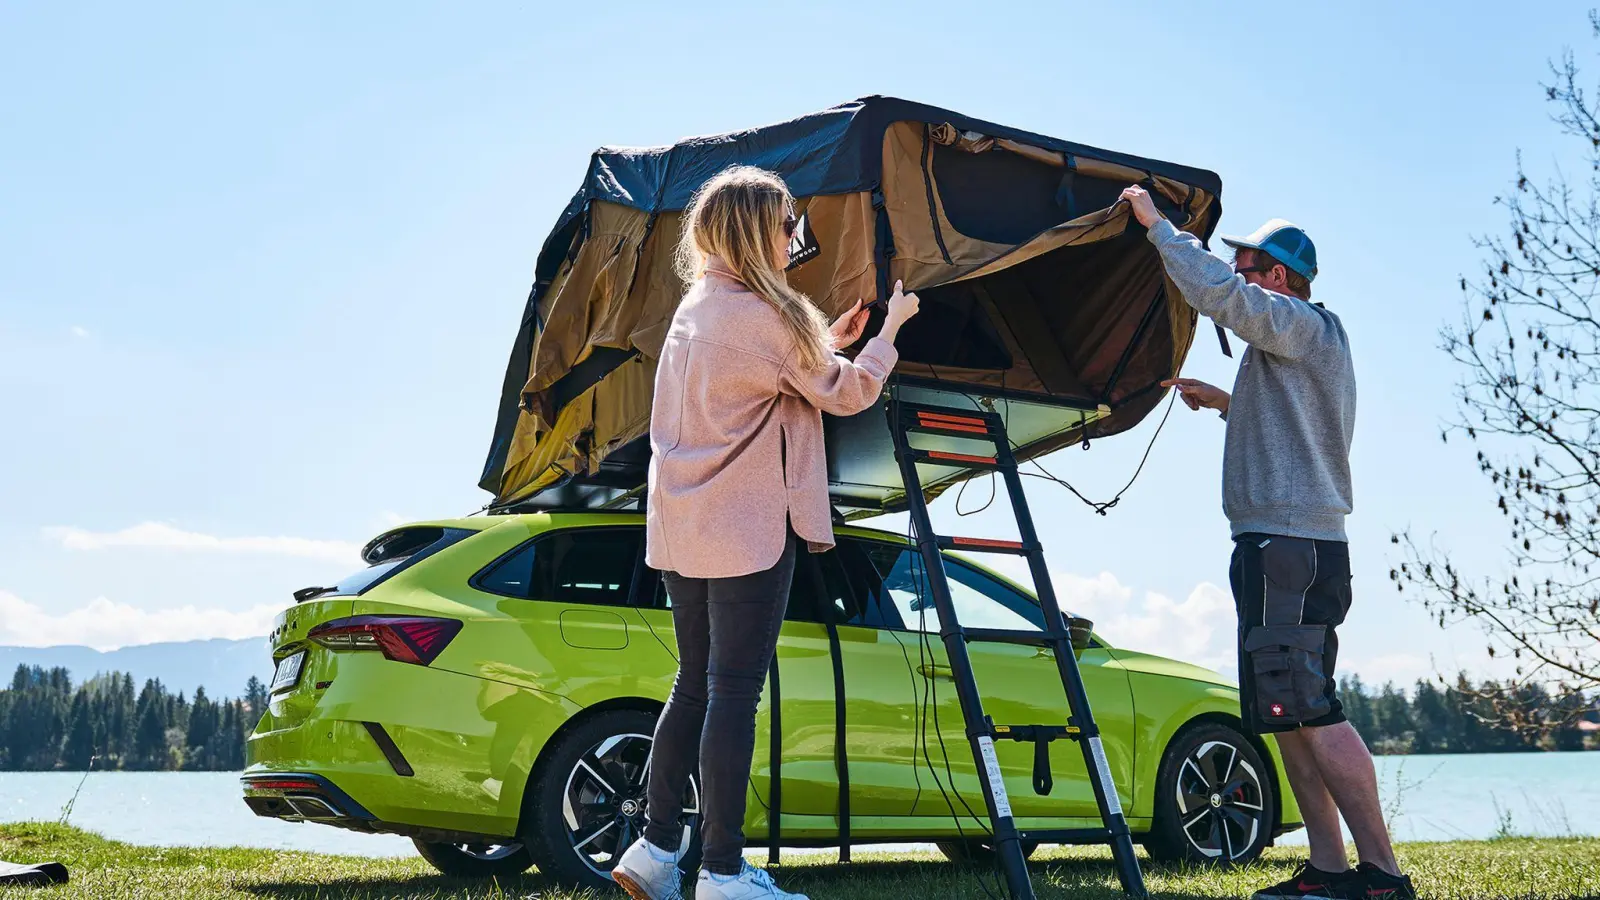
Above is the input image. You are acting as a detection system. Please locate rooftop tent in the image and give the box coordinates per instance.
[480,96,1223,513]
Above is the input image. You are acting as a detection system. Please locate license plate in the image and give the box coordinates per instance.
[270,650,307,694]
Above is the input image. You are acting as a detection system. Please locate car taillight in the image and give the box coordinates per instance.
[306,615,462,666]
[247,778,322,791]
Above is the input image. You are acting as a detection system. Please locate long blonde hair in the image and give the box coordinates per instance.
[674,166,833,371]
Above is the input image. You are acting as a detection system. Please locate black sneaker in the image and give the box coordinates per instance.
[1251,862,1360,900]
[1353,862,1417,900]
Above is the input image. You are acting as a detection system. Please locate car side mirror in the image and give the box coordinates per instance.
[1067,616,1094,658]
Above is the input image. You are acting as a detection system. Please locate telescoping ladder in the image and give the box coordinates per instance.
[887,391,1147,900]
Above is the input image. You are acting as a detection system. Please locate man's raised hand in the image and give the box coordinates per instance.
[1161,377,1230,415]
[1119,185,1163,228]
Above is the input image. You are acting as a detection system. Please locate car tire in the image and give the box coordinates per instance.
[412,838,535,879]
[1144,720,1276,866]
[936,838,1040,867]
[521,709,700,890]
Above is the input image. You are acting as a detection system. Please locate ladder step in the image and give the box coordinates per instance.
[1020,827,1114,844]
[964,627,1069,647]
[916,409,991,428]
[908,419,994,438]
[901,407,1001,439]
[936,536,1036,554]
[911,449,1007,470]
[991,724,1081,741]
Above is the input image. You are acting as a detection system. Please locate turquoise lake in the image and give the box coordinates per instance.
[1,753,1595,858]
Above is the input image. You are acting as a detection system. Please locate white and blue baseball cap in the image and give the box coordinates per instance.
[1221,218,1318,282]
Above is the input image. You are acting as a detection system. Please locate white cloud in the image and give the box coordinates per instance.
[981,561,1464,687]
[1056,572,1238,677]
[43,522,360,564]
[979,558,1238,677]
[0,590,276,651]
[70,325,89,339]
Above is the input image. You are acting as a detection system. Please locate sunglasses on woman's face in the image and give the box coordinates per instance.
[782,213,798,239]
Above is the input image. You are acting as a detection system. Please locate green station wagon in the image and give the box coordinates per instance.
[243,513,1302,889]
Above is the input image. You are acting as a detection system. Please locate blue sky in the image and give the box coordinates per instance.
[0,2,1587,686]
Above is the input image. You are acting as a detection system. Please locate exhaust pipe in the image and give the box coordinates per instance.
[284,795,342,819]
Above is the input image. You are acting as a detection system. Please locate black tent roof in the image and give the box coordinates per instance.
[529,95,1221,294]
[578,95,1221,213]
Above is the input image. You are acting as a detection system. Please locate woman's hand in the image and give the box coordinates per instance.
[829,299,870,349]
[1161,377,1230,417]
[878,280,920,344]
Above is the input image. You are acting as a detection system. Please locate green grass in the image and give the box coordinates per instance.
[0,823,1596,899]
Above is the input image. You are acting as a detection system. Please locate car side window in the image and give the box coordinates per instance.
[863,543,1046,633]
[477,540,537,597]
[475,528,642,607]
[835,539,906,629]
[782,544,894,629]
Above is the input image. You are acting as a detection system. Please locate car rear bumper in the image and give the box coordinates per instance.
[241,772,376,825]
[240,771,517,845]
[245,656,579,839]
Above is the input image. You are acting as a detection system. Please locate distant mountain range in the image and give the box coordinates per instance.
[0,638,272,698]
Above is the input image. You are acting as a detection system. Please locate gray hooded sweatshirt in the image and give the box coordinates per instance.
[1146,219,1357,542]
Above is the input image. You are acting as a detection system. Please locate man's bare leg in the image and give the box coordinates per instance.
[1300,721,1400,875]
[1273,730,1350,873]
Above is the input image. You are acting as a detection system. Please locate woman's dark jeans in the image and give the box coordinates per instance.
[643,535,796,876]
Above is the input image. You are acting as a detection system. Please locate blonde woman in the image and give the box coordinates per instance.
[612,166,919,900]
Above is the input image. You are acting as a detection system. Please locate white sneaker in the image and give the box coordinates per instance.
[695,861,809,900]
[612,837,684,900]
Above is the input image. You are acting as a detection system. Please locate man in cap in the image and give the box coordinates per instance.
[1119,185,1414,900]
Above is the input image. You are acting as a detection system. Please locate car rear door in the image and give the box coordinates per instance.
[776,540,924,818]
[637,541,922,822]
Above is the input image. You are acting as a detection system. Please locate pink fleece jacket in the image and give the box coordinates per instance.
[645,270,899,579]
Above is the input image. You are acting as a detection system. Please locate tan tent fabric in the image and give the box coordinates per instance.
[784,193,879,320]
[487,110,1222,507]
[499,392,590,504]
[495,193,885,501]
[524,201,650,398]
[625,193,878,363]
[884,121,1212,291]
[622,211,686,360]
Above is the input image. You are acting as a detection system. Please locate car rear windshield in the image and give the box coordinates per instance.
[322,526,474,597]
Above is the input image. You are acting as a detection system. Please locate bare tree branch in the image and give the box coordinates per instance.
[1394,13,1600,735]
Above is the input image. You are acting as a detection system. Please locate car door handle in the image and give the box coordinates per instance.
[917,664,954,680]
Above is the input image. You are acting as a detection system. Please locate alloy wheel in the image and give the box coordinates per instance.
[1174,738,1265,861]
[561,732,698,878]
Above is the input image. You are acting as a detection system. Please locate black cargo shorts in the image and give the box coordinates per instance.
[1229,533,1352,734]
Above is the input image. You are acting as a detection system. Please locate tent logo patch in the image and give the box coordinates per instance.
[786,212,820,271]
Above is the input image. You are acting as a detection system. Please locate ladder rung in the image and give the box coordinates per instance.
[905,408,998,438]
[1020,827,1113,844]
[911,419,992,437]
[964,627,1068,647]
[937,536,1034,554]
[917,410,989,427]
[913,449,1006,469]
[991,724,1080,741]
